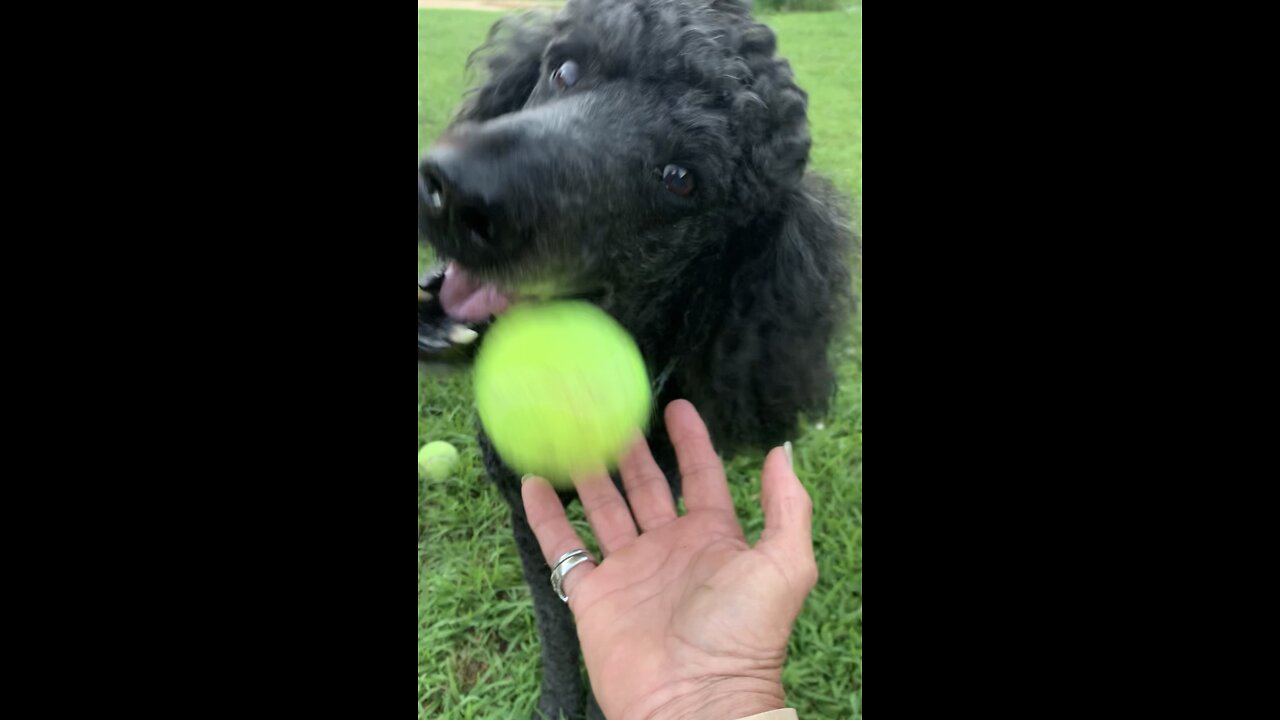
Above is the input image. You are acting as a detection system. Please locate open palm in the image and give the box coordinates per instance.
[523,401,817,720]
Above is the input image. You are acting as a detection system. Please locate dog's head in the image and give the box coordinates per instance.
[419,0,812,318]
[419,0,851,447]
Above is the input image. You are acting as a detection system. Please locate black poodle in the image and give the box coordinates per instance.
[418,0,853,716]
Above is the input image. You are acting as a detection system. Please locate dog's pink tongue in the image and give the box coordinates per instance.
[439,262,511,322]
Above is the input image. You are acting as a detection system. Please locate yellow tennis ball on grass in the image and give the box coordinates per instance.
[474,301,651,488]
[418,441,459,481]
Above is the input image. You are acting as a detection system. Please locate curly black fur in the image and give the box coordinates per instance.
[419,0,853,716]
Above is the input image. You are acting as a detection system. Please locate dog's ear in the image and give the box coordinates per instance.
[666,18,854,450]
[455,11,555,124]
[682,179,856,451]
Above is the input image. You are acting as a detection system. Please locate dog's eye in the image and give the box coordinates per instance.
[551,61,580,91]
[663,165,695,197]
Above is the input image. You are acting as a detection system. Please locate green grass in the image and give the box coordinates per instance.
[419,8,862,719]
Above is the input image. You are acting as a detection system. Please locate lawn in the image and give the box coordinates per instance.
[418,7,863,719]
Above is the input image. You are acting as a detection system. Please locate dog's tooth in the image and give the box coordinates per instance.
[419,287,433,302]
[449,326,479,345]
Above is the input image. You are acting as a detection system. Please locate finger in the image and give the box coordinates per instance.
[522,475,596,598]
[757,445,818,589]
[573,466,640,556]
[665,400,733,515]
[618,435,678,532]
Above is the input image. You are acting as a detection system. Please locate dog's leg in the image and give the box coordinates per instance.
[482,434,585,720]
[512,508,587,720]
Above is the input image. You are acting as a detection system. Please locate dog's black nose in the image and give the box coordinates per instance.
[418,163,448,219]
[420,145,502,247]
[420,146,484,222]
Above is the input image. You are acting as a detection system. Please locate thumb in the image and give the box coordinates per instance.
[758,444,818,590]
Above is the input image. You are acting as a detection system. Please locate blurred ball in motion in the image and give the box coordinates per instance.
[474,301,650,488]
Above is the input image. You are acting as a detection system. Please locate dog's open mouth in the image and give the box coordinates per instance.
[438,262,511,323]
[419,260,599,364]
[418,262,514,363]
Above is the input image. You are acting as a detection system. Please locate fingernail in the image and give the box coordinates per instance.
[522,474,535,485]
[784,441,795,471]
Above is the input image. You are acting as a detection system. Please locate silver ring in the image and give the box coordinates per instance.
[550,549,596,603]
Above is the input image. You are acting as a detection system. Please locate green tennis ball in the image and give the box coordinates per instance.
[474,301,650,488]
[418,441,459,481]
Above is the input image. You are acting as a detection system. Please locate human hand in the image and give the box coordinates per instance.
[522,400,818,720]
